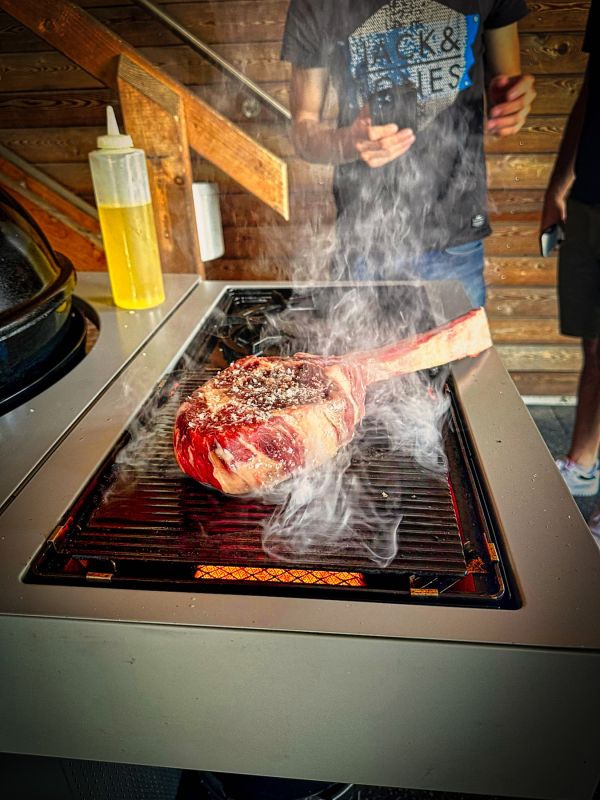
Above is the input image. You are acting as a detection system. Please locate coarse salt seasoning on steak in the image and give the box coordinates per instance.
[173,307,492,495]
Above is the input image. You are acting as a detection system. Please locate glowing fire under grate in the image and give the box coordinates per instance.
[194,565,366,586]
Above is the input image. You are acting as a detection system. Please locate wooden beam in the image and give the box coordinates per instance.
[0,171,105,271]
[0,145,99,234]
[0,0,289,220]
[117,56,203,275]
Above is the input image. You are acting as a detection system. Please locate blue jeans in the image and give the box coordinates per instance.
[349,239,486,308]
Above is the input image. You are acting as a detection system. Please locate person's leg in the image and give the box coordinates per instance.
[555,199,600,494]
[567,338,600,469]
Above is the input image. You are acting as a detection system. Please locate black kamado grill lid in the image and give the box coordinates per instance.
[0,185,80,409]
[0,185,76,335]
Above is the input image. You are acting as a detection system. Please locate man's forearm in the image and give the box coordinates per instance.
[291,119,359,165]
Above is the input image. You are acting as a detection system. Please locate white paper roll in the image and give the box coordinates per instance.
[192,182,225,262]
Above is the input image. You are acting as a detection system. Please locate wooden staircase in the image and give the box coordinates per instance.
[0,0,288,276]
[0,144,105,270]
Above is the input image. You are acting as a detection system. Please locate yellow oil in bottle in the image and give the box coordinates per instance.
[97,202,165,310]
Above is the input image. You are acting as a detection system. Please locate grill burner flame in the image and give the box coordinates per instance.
[194,565,366,586]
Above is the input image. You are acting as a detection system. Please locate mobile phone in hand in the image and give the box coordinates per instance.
[369,83,417,130]
[540,223,565,257]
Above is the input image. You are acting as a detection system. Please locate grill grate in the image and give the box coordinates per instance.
[62,368,467,577]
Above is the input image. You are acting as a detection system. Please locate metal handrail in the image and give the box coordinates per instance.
[131,0,292,120]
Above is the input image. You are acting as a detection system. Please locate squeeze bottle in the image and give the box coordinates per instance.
[88,106,165,310]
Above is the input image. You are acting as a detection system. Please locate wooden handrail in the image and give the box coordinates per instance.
[0,0,289,221]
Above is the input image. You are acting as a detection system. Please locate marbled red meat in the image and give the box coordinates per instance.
[174,307,492,495]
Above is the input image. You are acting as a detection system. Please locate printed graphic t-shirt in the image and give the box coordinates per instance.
[282,0,528,261]
[571,0,599,205]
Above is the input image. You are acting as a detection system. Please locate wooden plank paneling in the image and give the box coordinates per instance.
[89,221,539,263]
[484,256,557,286]
[203,255,561,287]
[520,33,586,73]
[0,48,585,103]
[496,344,582,372]
[0,124,554,196]
[0,172,105,270]
[0,68,581,123]
[487,155,553,190]
[487,190,546,221]
[0,119,567,162]
[0,0,591,395]
[219,192,334,227]
[0,5,588,57]
[518,2,590,32]
[222,223,335,260]
[184,253,561,287]
[0,151,98,233]
[204,257,318,281]
[486,223,541,257]
[0,89,116,128]
[489,318,570,345]
[485,117,564,154]
[531,75,582,114]
[0,52,104,92]
[486,287,559,318]
[96,1,288,46]
[0,128,97,162]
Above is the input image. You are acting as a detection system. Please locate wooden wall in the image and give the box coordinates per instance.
[0,0,592,395]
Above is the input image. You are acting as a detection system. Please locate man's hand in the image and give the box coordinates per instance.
[540,189,567,236]
[351,108,415,168]
[487,74,536,137]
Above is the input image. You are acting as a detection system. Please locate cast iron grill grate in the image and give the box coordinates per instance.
[58,369,466,576]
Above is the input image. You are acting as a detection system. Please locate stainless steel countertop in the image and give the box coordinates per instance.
[0,275,599,651]
[0,273,199,511]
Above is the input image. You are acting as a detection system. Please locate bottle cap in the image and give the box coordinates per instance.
[96,106,134,149]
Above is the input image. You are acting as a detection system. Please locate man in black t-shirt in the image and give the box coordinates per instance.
[541,0,600,539]
[281,0,536,305]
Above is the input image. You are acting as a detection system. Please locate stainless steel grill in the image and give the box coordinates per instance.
[1,275,599,800]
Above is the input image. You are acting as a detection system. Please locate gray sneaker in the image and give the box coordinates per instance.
[556,458,600,497]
